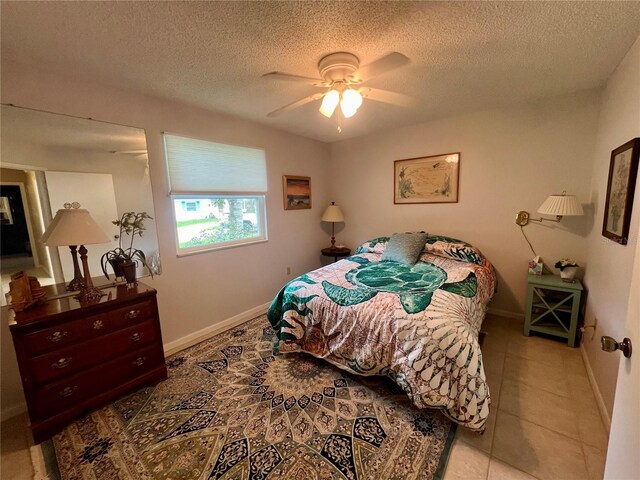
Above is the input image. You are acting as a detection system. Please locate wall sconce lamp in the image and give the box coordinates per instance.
[516,192,584,226]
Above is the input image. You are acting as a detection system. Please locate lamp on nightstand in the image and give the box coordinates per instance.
[41,203,110,303]
[321,202,345,248]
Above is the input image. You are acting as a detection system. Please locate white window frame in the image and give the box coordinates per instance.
[171,194,268,256]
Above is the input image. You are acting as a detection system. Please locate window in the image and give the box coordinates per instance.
[164,134,268,254]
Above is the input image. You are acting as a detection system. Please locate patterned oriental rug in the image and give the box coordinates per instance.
[41,315,457,480]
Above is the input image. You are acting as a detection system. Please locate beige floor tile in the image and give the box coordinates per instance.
[481,326,510,353]
[561,348,588,377]
[487,458,539,480]
[485,367,503,409]
[583,444,606,480]
[577,409,610,451]
[498,378,579,440]
[492,411,589,480]
[456,407,497,454]
[482,343,506,377]
[503,354,570,397]
[507,330,566,369]
[443,440,490,480]
[1,414,34,480]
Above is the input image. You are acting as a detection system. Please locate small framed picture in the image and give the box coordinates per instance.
[283,175,311,210]
[394,152,460,204]
[602,138,640,245]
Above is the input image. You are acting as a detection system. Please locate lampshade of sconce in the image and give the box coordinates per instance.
[321,203,345,223]
[537,194,584,217]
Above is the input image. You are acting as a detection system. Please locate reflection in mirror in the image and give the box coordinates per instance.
[1,105,159,305]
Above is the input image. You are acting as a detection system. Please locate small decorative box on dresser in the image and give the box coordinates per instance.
[4,280,167,443]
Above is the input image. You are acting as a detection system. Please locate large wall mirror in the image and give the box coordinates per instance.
[0,105,159,304]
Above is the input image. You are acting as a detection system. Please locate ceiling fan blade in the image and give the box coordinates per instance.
[262,71,326,86]
[360,87,417,108]
[111,149,147,155]
[353,52,410,81]
[267,93,324,118]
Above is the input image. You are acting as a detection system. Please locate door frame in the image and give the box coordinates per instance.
[0,181,39,267]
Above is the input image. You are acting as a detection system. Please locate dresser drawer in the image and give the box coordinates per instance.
[29,320,159,385]
[33,344,164,420]
[22,316,104,356]
[105,300,155,331]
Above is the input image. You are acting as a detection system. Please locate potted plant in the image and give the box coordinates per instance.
[101,212,153,284]
[555,258,579,282]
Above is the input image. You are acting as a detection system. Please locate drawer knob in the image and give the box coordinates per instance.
[129,332,142,342]
[132,356,146,367]
[58,386,78,398]
[52,357,72,369]
[126,309,140,319]
[47,331,68,343]
[93,320,104,330]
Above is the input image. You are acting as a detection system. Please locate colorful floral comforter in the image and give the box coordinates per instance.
[267,235,496,431]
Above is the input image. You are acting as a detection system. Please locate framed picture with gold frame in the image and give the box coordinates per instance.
[394,152,460,204]
[602,138,640,245]
[283,175,311,210]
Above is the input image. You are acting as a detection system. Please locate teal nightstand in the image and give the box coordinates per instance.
[524,274,583,347]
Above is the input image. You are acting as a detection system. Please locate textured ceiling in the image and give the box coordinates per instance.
[1,105,147,154]
[2,1,640,143]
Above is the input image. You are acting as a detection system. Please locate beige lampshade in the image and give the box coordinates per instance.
[41,207,110,246]
[321,203,345,223]
[537,194,584,217]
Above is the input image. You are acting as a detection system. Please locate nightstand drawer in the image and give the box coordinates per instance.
[23,317,102,356]
[29,320,158,385]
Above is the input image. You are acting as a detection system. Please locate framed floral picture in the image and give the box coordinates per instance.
[283,175,311,210]
[394,152,460,204]
[602,138,640,245]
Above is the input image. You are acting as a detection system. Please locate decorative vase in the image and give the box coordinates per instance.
[120,261,137,286]
[560,266,578,282]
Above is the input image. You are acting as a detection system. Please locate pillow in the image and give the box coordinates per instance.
[422,234,484,265]
[380,232,429,265]
[355,236,390,255]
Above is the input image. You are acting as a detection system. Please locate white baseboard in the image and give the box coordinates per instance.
[580,344,612,432]
[1,401,26,422]
[487,307,524,320]
[163,302,271,357]
[1,302,271,422]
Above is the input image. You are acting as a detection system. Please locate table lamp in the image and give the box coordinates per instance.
[321,202,345,248]
[41,202,110,303]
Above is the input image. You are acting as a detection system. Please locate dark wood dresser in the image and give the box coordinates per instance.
[5,280,167,443]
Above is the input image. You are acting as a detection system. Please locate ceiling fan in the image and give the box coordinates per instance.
[263,52,415,120]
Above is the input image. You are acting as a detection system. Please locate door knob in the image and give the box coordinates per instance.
[601,336,632,358]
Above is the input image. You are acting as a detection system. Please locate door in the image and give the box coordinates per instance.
[44,172,120,282]
[604,222,640,478]
[0,185,31,256]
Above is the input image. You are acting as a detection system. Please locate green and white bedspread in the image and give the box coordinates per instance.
[267,235,496,431]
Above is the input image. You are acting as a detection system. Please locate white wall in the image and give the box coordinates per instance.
[0,60,331,417]
[583,36,640,416]
[329,91,600,314]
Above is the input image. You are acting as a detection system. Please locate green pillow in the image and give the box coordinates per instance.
[380,232,429,265]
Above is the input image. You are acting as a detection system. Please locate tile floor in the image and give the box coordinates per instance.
[0,314,609,480]
[444,314,609,480]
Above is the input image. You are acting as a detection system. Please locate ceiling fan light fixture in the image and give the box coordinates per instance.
[319,89,340,118]
[340,89,362,118]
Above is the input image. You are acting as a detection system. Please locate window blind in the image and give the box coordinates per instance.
[164,134,267,194]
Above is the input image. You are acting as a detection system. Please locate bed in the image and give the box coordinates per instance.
[267,234,496,431]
